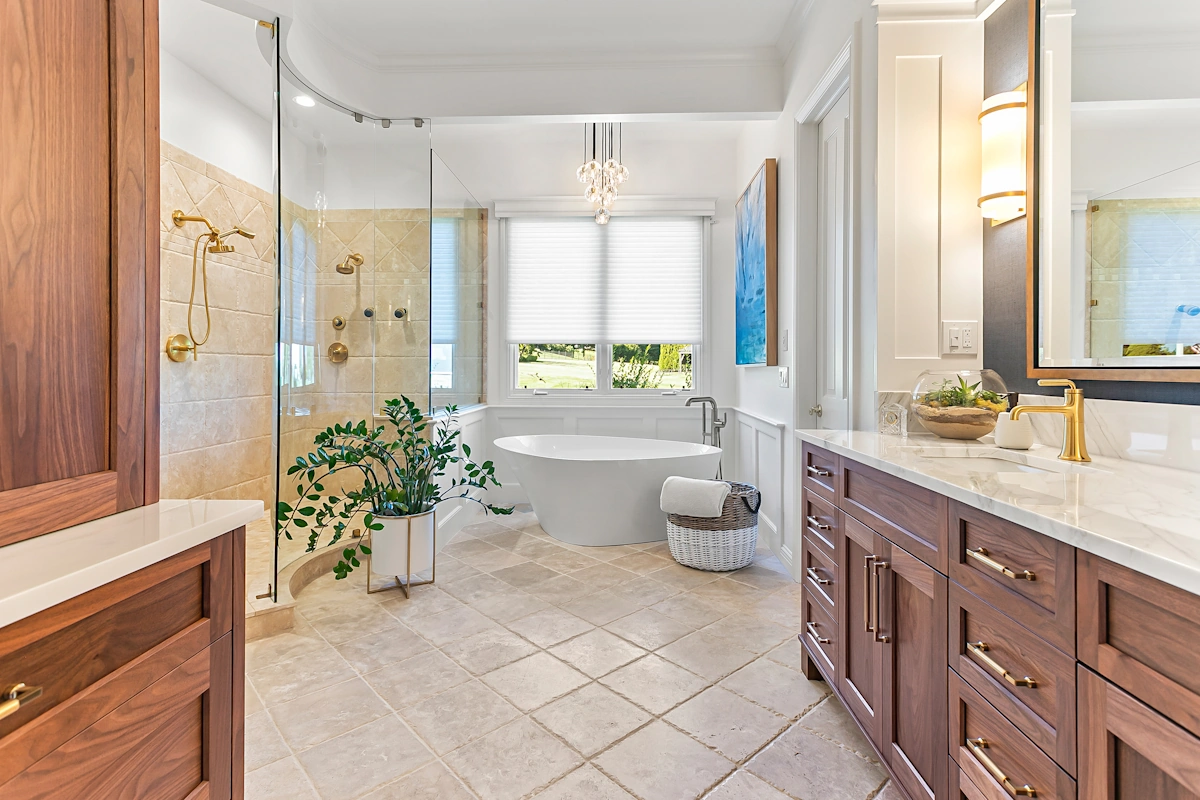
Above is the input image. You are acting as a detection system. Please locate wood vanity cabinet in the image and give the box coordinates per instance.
[0,0,160,546]
[0,529,245,799]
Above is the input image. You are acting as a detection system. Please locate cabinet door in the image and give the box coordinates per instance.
[838,515,884,746]
[0,0,158,546]
[879,539,948,800]
[1078,667,1200,800]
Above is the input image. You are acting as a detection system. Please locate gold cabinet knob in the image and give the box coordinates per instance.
[328,342,349,364]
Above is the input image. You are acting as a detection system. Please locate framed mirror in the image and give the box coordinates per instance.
[1032,0,1200,382]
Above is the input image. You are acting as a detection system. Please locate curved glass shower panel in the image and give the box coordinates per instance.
[274,69,434,582]
[431,152,486,409]
[371,121,432,416]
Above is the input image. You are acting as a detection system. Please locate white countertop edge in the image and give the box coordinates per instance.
[795,430,1200,597]
[0,499,263,630]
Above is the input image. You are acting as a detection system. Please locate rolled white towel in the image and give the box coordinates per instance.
[660,476,730,519]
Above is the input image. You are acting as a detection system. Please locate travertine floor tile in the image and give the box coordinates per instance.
[608,575,679,607]
[608,551,674,575]
[361,761,477,800]
[664,686,788,760]
[445,717,581,800]
[246,626,326,672]
[705,771,792,800]
[489,561,561,588]
[701,611,793,654]
[441,626,539,675]
[297,714,433,800]
[746,725,887,800]
[249,644,355,707]
[549,628,647,678]
[334,624,432,674]
[469,589,553,624]
[603,607,694,650]
[798,696,879,762]
[594,721,733,800]
[364,650,472,709]
[535,548,602,573]
[560,589,643,626]
[599,654,708,715]
[687,578,769,608]
[380,586,464,622]
[269,677,390,751]
[719,657,829,718]
[647,563,724,591]
[244,709,289,772]
[527,574,596,604]
[307,604,399,645]
[764,637,806,671]
[440,572,512,603]
[657,631,758,681]
[482,652,591,712]
[567,563,640,590]
[404,605,499,646]
[244,756,318,800]
[650,593,730,628]
[532,683,651,756]
[505,607,594,648]
[400,680,520,755]
[534,765,635,799]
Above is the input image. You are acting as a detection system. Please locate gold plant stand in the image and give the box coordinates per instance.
[365,510,436,599]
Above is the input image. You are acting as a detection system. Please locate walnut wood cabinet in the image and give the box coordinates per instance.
[0,0,160,546]
[799,441,1200,800]
[0,529,245,800]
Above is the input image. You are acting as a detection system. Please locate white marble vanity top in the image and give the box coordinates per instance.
[797,429,1200,596]
[0,499,262,630]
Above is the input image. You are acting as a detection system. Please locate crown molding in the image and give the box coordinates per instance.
[874,0,994,22]
[776,0,816,62]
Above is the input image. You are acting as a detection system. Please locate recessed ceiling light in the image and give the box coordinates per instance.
[293,95,316,108]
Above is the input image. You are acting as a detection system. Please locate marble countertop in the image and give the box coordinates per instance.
[796,429,1200,596]
[0,499,263,630]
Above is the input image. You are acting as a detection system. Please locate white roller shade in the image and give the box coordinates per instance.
[606,217,703,342]
[505,218,603,342]
[505,216,703,344]
[431,218,459,344]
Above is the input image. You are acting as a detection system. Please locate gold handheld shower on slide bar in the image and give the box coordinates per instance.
[165,211,256,362]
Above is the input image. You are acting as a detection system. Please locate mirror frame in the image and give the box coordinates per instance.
[1026,0,1200,384]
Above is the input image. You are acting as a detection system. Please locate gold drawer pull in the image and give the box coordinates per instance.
[805,514,831,531]
[806,465,832,478]
[966,737,1037,797]
[806,621,830,644]
[806,566,832,585]
[967,642,1038,688]
[967,547,1036,581]
[0,683,44,722]
[871,559,891,644]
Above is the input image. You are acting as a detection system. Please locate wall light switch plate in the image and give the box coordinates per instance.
[782,330,789,352]
[778,367,789,388]
[942,320,979,355]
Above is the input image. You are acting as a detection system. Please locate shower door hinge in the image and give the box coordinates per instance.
[257,20,275,37]
[255,584,273,600]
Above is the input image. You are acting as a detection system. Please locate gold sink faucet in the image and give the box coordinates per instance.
[1009,379,1090,462]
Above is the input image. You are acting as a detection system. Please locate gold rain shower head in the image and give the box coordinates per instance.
[336,253,364,274]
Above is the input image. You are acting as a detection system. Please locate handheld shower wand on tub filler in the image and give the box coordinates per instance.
[165,211,256,362]
[685,396,726,478]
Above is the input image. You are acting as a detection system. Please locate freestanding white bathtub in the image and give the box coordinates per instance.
[493,435,722,546]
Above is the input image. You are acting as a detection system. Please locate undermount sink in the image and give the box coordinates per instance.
[899,446,1103,475]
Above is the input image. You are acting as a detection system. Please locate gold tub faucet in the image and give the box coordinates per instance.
[1009,379,1090,462]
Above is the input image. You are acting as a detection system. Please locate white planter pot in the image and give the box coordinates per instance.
[369,511,435,579]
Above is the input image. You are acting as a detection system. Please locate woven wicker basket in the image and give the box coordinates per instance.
[665,481,761,571]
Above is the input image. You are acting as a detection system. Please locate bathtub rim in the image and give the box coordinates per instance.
[493,434,721,463]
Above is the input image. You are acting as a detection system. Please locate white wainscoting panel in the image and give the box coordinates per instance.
[730,408,789,570]
[434,405,489,550]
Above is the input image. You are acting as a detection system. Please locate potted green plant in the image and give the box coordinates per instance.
[277,396,511,584]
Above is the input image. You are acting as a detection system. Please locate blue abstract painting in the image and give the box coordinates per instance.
[735,160,775,365]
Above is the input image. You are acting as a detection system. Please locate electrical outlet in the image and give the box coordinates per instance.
[778,367,790,388]
[942,320,979,355]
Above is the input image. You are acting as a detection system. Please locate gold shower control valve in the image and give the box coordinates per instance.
[328,342,349,363]
[166,333,196,362]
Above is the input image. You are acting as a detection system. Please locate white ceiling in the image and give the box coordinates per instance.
[160,0,273,117]
[292,0,806,69]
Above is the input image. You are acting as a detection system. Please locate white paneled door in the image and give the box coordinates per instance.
[815,90,851,430]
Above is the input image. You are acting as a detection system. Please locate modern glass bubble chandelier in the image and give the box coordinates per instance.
[577,123,629,224]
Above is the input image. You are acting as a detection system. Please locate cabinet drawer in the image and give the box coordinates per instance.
[949,501,1074,654]
[802,443,840,504]
[950,583,1076,775]
[801,533,837,612]
[950,672,1076,800]
[842,459,947,572]
[802,490,839,561]
[802,591,838,683]
[1078,666,1200,800]
[1078,551,1200,739]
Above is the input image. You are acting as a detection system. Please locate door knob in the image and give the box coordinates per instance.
[809,405,823,417]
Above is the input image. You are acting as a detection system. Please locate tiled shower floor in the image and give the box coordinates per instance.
[243,508,899,800]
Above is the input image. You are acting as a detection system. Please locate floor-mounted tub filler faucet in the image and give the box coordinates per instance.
[686,396,726,478]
